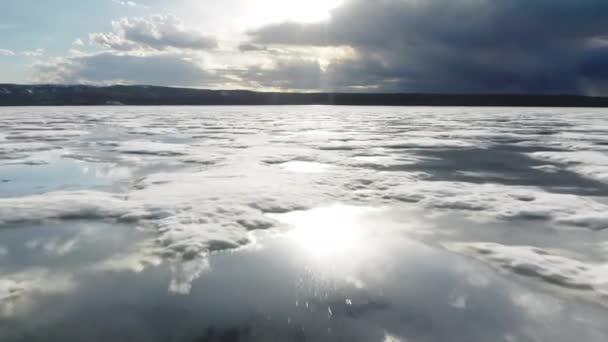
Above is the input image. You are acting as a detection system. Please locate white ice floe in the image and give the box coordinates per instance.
[529,151,608,183]
[532,165,561,173]
[0,191,151,225]
[447,242,608,299]
[384,181,608,229]
[169,259,209,294]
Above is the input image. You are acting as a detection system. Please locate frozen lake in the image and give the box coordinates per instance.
[1,106,608,341]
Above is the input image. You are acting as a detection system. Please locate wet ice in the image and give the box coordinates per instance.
[2,106,608,341]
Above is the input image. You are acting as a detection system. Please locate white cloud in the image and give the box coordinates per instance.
[34,53,222,86]
[72,38,85,47]
[0,48,44,57]
[90,15,217,52]
[113,0,136,7]
[112,0,148,9]
[21,48,45,57]
[0,49,15,56]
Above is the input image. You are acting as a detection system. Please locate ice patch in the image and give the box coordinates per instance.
[169,259,209,294]
[532,165,561,173]
[529,151,608,183]
[0,191,152,225]
[0,160,323,291]
[0,142,55,154]
[6,130,89,141]
[382,137,477,149]
[115,141,191,156]
[383,333,404,342]
[447,242,608,299]
[384,181,608,229]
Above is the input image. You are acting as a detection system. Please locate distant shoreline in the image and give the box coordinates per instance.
[2,84,608,107]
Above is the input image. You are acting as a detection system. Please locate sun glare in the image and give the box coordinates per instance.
[260,0,343,23]
[269,205,378,259]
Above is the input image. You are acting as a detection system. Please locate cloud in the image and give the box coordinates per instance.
[234,59,325,90]
[238,43,267,52]
[0,48,44,57]
[112,0,138,7]
[72,38,85,47]
[0,49,15,56]
[90,15,218,52]
[246,0,608,94]
[34,53,222,86]
[21,48,44,57]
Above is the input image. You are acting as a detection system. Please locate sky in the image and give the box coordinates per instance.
[1,0,608,95]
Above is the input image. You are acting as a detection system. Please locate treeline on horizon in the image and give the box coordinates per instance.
[1,84,608,107]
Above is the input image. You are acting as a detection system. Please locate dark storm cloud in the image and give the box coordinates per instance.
[237,43,267,52]
[35,53,223,86]
[234,59,324,90]
[247,0,608,94]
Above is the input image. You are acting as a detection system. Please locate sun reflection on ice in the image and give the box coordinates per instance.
[269,205,381,259]
[280,161,334,173]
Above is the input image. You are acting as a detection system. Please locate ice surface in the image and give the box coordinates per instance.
[2,105,608,323]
